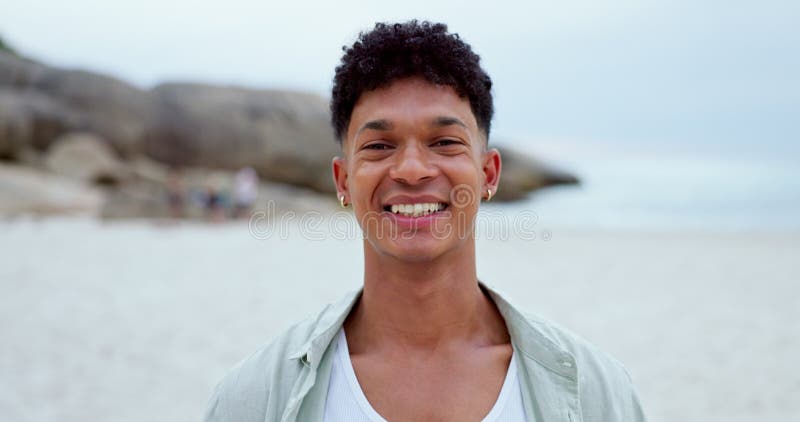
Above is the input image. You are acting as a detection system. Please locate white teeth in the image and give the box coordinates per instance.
[389,203,446,217]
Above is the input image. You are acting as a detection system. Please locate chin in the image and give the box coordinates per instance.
[368,236,460,264]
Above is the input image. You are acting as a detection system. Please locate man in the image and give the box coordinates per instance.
[205,21,646,422]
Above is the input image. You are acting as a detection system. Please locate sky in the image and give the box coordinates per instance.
[1,0,798,158]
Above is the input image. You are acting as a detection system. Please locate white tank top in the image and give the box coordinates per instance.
[323,328,528,421]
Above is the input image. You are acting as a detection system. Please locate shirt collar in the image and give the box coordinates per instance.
[483,284,577,380]
[287,288,361,368]
[287,282,576,379]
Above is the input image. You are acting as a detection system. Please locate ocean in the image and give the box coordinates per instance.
[499,142,800,232]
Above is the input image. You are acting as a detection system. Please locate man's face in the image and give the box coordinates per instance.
[333,77,501,263]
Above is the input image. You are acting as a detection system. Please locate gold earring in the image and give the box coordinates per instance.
[486,188,493,202]
[339,194,347,208]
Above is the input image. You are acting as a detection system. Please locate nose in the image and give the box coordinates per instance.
[389,142,439,185]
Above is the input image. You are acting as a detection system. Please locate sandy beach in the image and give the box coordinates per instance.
[1,217,797,421]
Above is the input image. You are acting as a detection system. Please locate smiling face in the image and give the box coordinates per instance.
[333,77,501,263]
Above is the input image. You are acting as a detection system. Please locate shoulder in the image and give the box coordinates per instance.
[203,317,313,422]
[522,310,630,383]
[518,310,647,421]
[204,291,359,422]
[484,284,645,419]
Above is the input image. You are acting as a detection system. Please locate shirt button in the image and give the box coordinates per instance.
[561,361,573,368]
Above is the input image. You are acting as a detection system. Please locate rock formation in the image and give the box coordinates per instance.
[0,47,578,218]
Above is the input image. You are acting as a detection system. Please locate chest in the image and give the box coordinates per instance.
[352,348,512,421]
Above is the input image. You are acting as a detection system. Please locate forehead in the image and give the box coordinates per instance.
[346,77,478,140]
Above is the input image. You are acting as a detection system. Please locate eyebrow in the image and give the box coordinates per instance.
[355,119,393,138]
[354,116,468,139]
[432,116,467,129]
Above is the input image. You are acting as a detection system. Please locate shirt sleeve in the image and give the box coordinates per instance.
[625,368,648,422]
[203,377,266,422]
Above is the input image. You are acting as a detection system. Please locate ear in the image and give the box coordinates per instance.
[332,156,349,202]
[482,148,502,197]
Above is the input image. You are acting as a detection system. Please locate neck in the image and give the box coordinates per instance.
[345,240,506,353]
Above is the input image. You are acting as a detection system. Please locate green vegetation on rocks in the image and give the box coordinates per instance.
[0,35,18,56]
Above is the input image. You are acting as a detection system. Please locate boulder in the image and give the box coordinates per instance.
[144,83,339,193]
[0,163,104,216]
[495,146,579,201]
[0,51,154,156]
[0,89,30,159]
[0,88,83,157]
[43,132,129,185]
[0,50,49,86]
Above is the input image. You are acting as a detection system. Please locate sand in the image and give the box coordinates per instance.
[0,217,797,421]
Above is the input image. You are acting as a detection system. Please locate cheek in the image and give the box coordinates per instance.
[440,161,484,195]
[348,162,387,203]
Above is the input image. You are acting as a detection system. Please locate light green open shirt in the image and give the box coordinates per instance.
[205,284,647,422]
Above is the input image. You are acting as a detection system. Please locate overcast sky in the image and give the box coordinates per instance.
[1,0,797,157]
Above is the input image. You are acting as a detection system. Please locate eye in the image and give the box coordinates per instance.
[363,142,393,151]
[432,139,463,147]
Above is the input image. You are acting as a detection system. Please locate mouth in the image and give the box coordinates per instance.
[382,202,449,218]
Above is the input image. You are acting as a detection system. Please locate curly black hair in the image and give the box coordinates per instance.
[330,20,494,143]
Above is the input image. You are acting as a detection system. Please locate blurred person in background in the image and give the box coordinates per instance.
[233,167,259,219]
[202,176,228,223]
[165,167,186,219]
[205,20,646,422]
